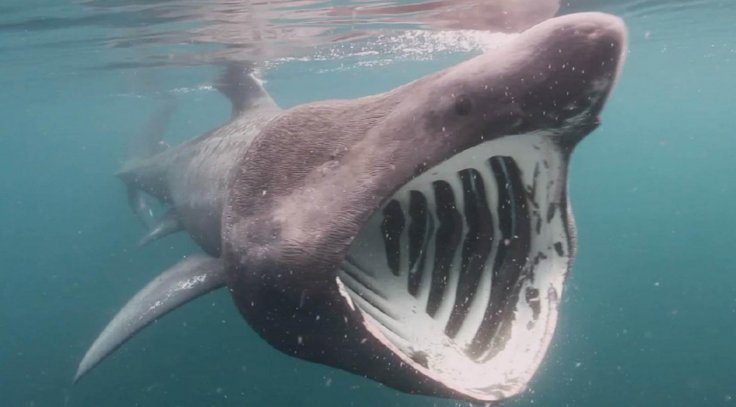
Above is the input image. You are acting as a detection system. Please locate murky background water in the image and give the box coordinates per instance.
[1,1,735,406]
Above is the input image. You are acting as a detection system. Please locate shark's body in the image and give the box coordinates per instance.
[118,70,281,255]
[76,13,628,403]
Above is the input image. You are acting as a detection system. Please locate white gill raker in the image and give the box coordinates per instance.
[341,279,409,341]
[339,259,387,305]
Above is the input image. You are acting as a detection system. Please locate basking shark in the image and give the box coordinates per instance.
[76,12,627,403]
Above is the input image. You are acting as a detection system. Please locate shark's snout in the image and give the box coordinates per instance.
[483,12,627,138]
[545,13,628,123]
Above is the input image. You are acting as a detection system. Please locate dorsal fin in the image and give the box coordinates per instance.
[74,256,226,382]
[215,62,274,119]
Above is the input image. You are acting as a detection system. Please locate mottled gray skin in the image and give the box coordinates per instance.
[118,71,281,256]
[222,12,626,400]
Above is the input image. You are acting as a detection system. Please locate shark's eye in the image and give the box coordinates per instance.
[454,94,472,116]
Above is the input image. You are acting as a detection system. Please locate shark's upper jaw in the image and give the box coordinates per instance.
[338,130,576,401]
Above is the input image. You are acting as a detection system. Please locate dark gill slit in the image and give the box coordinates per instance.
[381,200,404,276]
[468,156,531,359]
[407,191,433,297]
[426,180,463,317]
[444,169,494,338]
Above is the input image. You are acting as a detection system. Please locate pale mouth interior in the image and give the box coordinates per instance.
[336,132,575,402]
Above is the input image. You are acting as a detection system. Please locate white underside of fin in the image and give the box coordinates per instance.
[75,256,226,382]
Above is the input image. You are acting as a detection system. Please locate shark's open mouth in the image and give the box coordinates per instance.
[336,132,575,401]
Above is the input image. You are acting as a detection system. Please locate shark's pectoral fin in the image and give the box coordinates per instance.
[74,256,226,382]
[137,208,183,247]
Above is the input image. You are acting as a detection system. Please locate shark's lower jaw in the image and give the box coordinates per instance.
[336,132,576,402]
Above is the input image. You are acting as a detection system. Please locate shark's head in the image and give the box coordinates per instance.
[223,12,627,403]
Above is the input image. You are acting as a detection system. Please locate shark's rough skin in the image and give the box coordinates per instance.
[76,12,627,404]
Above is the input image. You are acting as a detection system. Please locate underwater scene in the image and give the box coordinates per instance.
[1,1,734,406]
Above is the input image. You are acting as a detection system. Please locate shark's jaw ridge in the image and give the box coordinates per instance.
[337,130,577,401]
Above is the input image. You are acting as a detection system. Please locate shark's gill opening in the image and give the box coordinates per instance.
[336,132,576,401]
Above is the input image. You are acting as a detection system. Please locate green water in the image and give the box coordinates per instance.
[1,1,735,406]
